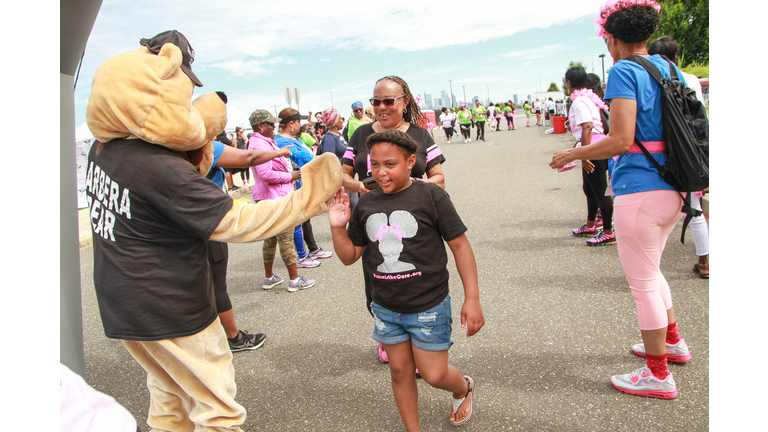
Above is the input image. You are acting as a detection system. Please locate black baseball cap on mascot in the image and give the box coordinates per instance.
[140,30,203,87]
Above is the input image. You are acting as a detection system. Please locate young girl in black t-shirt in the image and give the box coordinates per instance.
[329,130,485,429]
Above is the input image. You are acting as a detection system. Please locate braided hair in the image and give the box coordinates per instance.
[365,129,418,156]
[375,75,424,125]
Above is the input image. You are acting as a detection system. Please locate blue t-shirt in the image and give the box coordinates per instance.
[274,134,314,189]
[274,135,314,168]
[206,141,226,189]
[604,54,687,196]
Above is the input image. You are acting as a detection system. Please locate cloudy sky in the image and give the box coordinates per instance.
[73,0,612,128]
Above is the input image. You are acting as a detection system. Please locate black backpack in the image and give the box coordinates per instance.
[624,55,710,243]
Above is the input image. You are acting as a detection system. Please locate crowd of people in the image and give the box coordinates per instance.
[77,0,708,430]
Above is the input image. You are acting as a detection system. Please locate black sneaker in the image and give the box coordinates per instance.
[228,330,266,352]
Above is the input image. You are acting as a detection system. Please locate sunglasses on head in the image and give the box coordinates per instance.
[369,95,407,107]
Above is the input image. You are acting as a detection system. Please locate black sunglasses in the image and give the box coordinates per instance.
[369,95,407,107]
[353,108,363,112]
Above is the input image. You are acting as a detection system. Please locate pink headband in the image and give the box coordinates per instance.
[321,107,339,127]
[594,0,661,38]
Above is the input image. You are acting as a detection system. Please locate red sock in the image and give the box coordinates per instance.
[646,354,670,380]
[666,322,681,345]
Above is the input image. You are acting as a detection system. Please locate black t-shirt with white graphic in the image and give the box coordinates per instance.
[85,139,233,341]
[347,180,467,314]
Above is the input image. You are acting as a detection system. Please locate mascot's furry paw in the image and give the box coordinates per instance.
[211,153,343,243]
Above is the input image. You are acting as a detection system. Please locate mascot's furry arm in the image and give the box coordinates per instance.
[210,153,342,242]
[86,39,343,242]
[195,95,342,243]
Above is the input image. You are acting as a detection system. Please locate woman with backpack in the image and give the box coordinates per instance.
[550,0,692,400]
[565,66,615,246]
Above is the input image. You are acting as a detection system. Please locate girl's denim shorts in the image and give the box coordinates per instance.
[370,295,453,352]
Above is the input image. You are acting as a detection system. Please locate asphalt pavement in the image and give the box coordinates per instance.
[78,119,709,431]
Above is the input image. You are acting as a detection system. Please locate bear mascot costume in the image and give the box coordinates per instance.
[84,30,341,432]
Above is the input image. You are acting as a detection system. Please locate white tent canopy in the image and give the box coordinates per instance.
[76,106,252,140]
[76,106,252,143]
[75,122,94,142]
[225,106,251,132]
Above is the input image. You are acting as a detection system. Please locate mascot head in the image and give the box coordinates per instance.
[85,30,226,175]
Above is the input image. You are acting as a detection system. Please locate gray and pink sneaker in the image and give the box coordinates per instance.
[611,366,677,399]
[631,339,692,363]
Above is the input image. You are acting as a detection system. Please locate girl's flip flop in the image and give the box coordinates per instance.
[451,376,474,426]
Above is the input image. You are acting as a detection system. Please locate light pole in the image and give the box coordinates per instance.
[330,91,334,108]
[462,86,466,106]
[448,80,455,109]
[599,54,606,82]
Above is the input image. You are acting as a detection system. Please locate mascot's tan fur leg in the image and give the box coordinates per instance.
[210,153,342,243]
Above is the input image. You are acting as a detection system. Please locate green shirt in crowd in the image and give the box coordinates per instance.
[300,132,317,150]
[458,109,473,125]
[472,105,486,122]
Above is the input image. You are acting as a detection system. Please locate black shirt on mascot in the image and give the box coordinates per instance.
[86,138,232,341]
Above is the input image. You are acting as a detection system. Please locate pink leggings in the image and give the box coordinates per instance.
[614,190,683,330]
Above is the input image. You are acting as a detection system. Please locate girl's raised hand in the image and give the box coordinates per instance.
[328,187,351,229]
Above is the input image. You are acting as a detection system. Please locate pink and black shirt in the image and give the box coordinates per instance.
[342,123,446,181]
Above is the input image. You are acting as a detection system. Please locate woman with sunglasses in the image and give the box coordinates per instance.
[248,109,316,292]
[550,0,691,400]
[341,75,446,363]
[344,101,368,142]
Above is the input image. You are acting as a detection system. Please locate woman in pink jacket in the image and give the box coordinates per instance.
[248,109,316,292]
